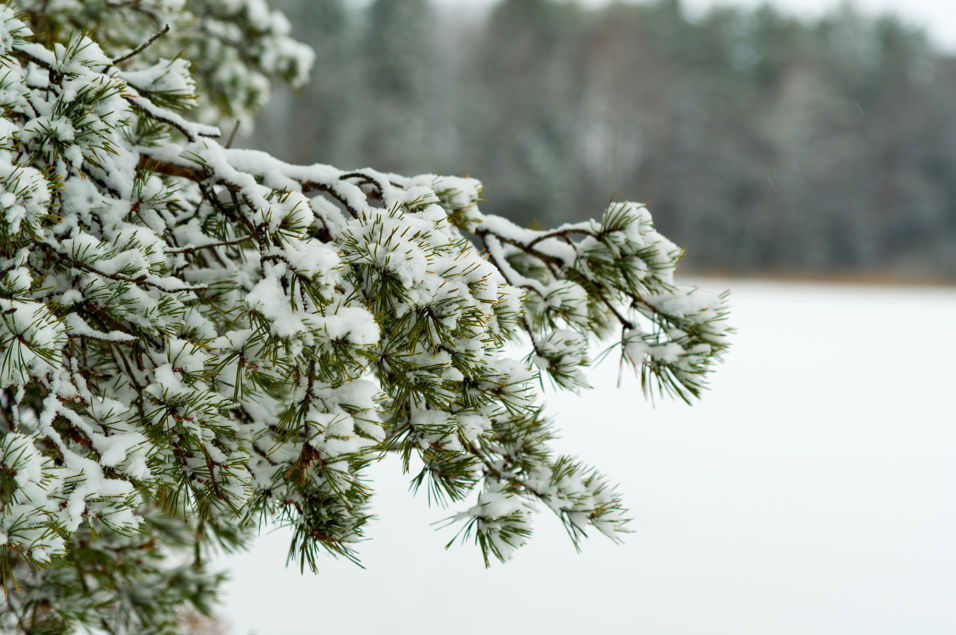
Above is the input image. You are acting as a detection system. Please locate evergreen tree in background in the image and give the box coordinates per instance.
[0,1,729,632]
[359,0,437,172]
[256,0,956,279]
[466,0,589,228]
[253,0,359,167]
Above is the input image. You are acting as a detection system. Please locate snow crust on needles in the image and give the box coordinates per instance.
[0,0,728,580]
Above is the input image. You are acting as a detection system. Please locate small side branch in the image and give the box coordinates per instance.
[110,24,170,66]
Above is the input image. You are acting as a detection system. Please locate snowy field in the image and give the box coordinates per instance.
[218,279,956,634]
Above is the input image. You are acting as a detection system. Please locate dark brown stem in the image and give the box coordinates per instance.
[110,23,169,66]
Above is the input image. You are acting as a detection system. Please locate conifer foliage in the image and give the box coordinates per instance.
[0,1,729,631]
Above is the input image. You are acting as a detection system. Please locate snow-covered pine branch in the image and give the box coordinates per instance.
[0,1,729,631]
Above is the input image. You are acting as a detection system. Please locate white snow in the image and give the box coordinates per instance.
[218,279,956,634]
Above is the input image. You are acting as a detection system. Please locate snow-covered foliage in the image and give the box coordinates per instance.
[0,1,729,632]
[31,0,313,128]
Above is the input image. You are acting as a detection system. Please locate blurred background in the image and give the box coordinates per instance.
[245,0,956,281]
[220,2,956,633]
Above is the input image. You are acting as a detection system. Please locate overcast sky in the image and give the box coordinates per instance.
[430,0,956,52]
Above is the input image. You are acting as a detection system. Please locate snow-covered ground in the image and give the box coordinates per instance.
[219,279,956,634]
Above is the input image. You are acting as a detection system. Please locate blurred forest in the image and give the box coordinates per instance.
[247,0,956,280]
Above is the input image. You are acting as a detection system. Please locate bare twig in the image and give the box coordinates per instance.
[110,24,170,66]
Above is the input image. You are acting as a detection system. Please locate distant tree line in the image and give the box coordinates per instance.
[249,0,956,279]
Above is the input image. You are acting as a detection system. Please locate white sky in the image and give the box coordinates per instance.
[681,0,956,50]
[431,0,956,51]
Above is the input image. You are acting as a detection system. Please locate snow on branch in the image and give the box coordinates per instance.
[0,2,728,631]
